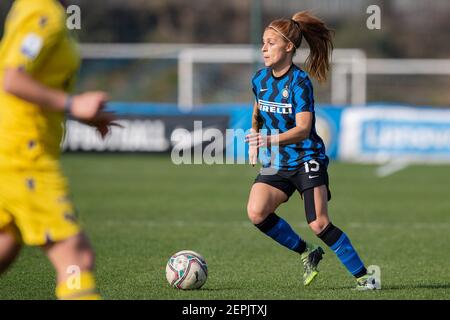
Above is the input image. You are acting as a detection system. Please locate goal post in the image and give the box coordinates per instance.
[177,46,367,111]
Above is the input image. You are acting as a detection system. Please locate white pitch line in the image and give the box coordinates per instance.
[376,161,410,177]
[102,220,450,230]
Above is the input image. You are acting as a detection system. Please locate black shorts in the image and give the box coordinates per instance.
[254,162,331,201]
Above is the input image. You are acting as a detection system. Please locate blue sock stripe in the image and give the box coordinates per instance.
[329,232,365,276]
[330,233,347,251]
[265,218,302,252]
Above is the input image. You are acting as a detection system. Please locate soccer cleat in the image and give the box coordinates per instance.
[355,274,377,291]
[300,243,324,286]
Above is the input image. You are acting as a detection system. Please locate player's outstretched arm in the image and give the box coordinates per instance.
[3,67,117,137]
[3,67,68,112]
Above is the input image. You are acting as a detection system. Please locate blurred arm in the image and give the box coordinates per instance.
[3,68,110,123]
[3,67,67,111]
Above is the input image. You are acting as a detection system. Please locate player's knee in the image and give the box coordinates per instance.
[64,244,95,272]
[247,202,268,224]
[57,234,95,271]
[73,235,95,271]
[309,219,329,235]
[80,248,95,271]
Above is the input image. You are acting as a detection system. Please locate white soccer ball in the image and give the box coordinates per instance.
[165,250,208,290]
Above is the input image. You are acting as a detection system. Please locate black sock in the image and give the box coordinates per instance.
[317,222,343,247]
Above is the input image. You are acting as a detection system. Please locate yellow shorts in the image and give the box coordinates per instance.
[0,168,81,246]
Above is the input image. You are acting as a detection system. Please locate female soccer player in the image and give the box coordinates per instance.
[246,11,376,290]
[0,0,116,299]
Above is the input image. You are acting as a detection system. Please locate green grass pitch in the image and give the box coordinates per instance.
[1,154,449,300]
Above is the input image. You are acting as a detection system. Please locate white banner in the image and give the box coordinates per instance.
[339,106,450,163]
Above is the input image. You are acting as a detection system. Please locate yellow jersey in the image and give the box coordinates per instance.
[0,0,80,170]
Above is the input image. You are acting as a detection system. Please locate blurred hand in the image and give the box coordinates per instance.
[249,145,258,166]
[70,91,109,122]
[70,92,123,139]
[245,130,268,148]
[246,129,259,166]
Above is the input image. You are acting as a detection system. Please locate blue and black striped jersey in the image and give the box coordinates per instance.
[252,64,328,171]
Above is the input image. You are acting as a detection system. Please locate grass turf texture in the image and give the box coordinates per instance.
[1,154,449,300]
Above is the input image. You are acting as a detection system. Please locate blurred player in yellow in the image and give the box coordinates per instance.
[0,0,116,299]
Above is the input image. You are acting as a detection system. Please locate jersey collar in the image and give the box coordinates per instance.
[271,64,294,80]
